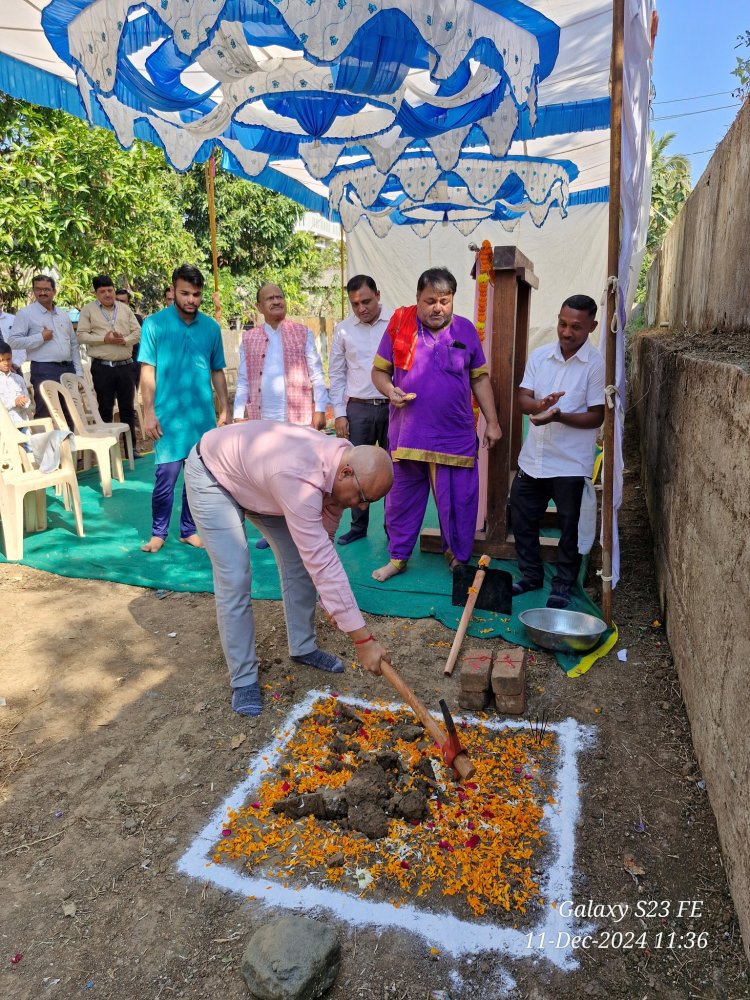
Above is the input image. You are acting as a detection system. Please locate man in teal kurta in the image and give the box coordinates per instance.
[138,264,229,553]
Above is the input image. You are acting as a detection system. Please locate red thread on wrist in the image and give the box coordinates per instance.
[354,634,376,645]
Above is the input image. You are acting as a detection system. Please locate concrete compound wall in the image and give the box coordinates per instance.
[645,98,750,332]
[633,96,750,959]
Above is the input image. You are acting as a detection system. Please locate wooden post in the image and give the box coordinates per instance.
[205,152,221,323]
[601,0,625,626]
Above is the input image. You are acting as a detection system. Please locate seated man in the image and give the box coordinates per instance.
[370,267,501,581]
[509,294,605,610]
[184,421,393,717]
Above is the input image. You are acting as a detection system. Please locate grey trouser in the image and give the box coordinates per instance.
[184,447,317,689]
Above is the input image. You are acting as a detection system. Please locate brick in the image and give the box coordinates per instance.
[491,647,526,697]
[459,649,493,693]
[494,691,526,716]
[458,689,491,712]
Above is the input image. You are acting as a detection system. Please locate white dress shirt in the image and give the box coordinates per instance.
[9,302,83,374]
[517,338,605,479]
[233,323,329,421]
[328,307,392,418]
[0,369,32,425]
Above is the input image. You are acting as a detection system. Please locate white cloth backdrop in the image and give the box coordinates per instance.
[347,201,610,354]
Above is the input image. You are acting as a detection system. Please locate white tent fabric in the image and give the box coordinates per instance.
[0,1,614,228]
[348,202,610,355]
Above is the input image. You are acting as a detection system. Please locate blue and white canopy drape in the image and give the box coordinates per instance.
[1,0,614,237]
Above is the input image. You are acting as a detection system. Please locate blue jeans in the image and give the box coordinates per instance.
[151,459,196,539]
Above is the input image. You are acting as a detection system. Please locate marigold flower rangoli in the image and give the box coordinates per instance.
[212,695,557,920]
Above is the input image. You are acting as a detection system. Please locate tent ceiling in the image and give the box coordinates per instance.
[0,1,613,235]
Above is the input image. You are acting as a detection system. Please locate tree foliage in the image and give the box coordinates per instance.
[0,97,340,320]
[731,30,750,100]
[0,96,198,307]
[180,164,341,322]
[636,131,691,302]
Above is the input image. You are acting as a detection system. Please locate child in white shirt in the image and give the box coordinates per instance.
[0,340,32,425]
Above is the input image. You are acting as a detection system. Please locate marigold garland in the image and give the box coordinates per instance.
[213,696,557,919]
[473,240,494,424]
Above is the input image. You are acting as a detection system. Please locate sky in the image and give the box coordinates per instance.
[650,0,748,182]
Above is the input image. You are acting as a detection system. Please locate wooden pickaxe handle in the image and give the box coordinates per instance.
[378,659,476,781]
[444,555,490,676]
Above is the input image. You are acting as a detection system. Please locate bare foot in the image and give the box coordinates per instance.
[371,561,406,582]
[141,536,165,553]
[179,534,205,549]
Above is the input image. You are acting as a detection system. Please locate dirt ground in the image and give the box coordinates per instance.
[1,424,748,1000]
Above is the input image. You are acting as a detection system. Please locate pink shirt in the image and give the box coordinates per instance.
[199,421,365,633]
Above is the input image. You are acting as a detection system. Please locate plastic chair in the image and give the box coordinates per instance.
[0,401,84,560]
[60,373,134,471]
[39,380,124,498]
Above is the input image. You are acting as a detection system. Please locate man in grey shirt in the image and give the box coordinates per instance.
[9,274,82,420]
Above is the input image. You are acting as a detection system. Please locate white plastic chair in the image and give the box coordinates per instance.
[0,401,84,560]
[39,380,124,498]
[60,372,134,471]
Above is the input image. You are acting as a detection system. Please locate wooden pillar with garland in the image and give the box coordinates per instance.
[420,243,548,561]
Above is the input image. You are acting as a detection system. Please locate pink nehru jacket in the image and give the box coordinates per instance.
[199,420,366,634]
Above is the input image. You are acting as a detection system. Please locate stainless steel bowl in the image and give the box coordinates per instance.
[518,608,608,653]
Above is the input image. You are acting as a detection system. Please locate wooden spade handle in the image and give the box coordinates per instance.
[379,659,476,781]
[443,557,489,676]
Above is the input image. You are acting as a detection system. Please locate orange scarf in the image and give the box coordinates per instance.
[386,305,418,371]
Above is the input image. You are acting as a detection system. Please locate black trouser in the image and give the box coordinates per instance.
[346,399,389,534]
[30,360,75,420]
[91,359,137,452]
[509,469,585,590]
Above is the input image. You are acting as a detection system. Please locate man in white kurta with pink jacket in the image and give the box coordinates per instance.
[184,421,393,717]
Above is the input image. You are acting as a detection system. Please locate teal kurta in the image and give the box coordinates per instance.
[139,306,226,464]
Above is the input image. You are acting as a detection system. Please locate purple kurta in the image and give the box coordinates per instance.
[374,314,487,466]
[373,313,488,564]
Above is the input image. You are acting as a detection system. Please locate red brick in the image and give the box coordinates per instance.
[458,689,491,712]
[491,647,526,697]
[459,649,493,693]
[494,691,526,716]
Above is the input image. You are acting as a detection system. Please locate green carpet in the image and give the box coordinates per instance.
[1,454,613,673]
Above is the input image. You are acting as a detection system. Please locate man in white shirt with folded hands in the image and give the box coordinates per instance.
[509,294,605,611]
[329,274,391,546]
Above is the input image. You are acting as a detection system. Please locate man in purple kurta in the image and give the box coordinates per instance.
[370,267,502,581]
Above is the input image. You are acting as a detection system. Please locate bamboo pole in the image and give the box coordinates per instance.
[205,153,221,323]
[339,225,346,319]
[601,0,625,626]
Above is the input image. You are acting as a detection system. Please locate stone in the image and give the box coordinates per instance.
[344,763,391,807]
[458,690,490,712]
[494,691,525,716]
[320,787,348,820]
[415,757,436,782]
[391,722,424,743]
[491,647,526,697]
[459,650,493,694]
[241,915,341,1000]
[271,793,327,820]
[347,801,390,840]
[392,789,428,823]
[374,750,401,772]
[333,703,364,724]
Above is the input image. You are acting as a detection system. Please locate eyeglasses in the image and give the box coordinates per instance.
[351,467,373,505]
